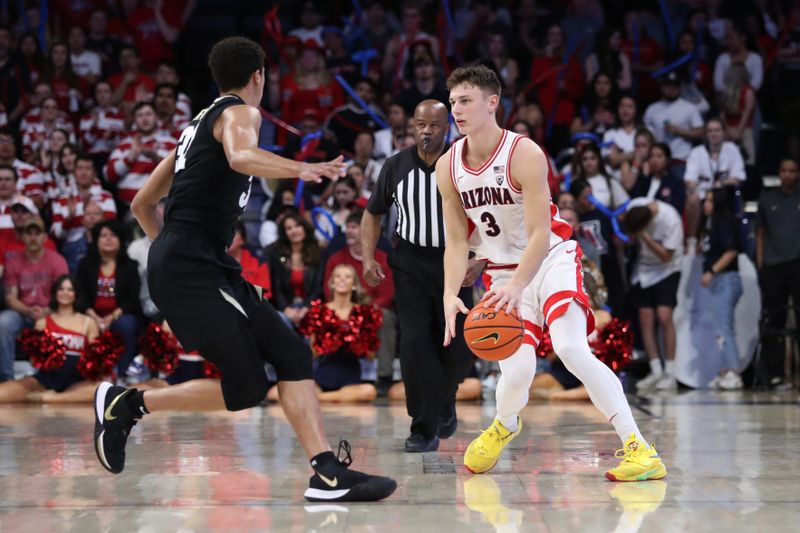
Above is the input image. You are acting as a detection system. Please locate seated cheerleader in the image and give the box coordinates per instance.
[136,321,218,390]
[0,275,100,403]
[267,263,380,403]
[530,259,633,402]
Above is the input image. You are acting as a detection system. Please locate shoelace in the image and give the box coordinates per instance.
[336,439,353,467]
[614,443,656,465]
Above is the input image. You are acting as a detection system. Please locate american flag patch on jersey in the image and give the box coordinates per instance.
[493,165,505,173]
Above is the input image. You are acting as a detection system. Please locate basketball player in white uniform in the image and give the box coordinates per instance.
[436,66,667,482]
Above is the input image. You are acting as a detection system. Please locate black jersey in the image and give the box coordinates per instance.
[164,94,254,247]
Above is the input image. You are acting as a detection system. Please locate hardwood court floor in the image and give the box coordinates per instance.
[0,390,798,532]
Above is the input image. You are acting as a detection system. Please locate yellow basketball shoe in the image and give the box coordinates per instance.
[464,417,522,474]
[605,433,667,482]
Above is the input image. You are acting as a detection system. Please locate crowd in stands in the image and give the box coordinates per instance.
[2,0,800,401]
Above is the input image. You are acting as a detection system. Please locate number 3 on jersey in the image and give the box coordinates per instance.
[174,124,197,172]
[481,211,501,237]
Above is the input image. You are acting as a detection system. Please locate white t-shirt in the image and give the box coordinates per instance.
[684,142,746,199]
[628,198,684,288]
[602,127,636,156]
[71,50,102,78]
[713,52,763,92]
[587,174,629,209]
[289,27,323,46]
[643,98,704,160]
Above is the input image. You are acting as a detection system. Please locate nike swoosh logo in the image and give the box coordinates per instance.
[472,332,500,345]
[318,473,338,488]
[104,390,129,421]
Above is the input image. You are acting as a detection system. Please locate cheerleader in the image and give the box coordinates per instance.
[0,275,99,403]
[268,264,381,403]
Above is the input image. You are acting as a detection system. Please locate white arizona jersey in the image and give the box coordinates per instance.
[450,130,572,266]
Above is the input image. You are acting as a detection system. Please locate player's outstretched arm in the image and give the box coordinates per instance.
[484,138,550,313]
[219,105,345,182]
[435,148,470,346]
[131,148,176,241]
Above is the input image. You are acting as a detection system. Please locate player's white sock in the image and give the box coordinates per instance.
[494,344,537,433]
[664,359,675,377]
[549,303,648,447]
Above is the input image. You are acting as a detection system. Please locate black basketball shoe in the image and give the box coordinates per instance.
[305,441,397,502]
[93,382,141,474]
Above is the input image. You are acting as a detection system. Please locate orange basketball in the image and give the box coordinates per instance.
[463,301,524,361]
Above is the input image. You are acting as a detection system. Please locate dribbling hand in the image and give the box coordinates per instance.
[443,293,469,347]
[299,156,346,183]
[483,282,523,316]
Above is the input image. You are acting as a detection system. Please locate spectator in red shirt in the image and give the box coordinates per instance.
[126,0,178,72]
[228,220,272,299]
[104,101,177,205]
[40,42,89,116]
[0,216,68,382]
[621,11,664,105]
[0,193,58,273]
[108,46,156,113]
[276,40,344,130]
[530,24,584,154]
[75,220,141,378]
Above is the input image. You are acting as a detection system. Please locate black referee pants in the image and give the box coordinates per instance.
[760,259,800,381]
[390,240,474,440]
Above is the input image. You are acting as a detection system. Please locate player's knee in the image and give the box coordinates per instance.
[550,331,592,369]
[226,373,270,411]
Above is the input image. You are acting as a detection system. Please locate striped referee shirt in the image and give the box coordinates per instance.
[366,146,446,247]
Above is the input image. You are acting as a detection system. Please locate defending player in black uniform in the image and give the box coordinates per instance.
[91,37,396,503]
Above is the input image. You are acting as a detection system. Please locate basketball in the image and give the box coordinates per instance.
[463,301,524,361]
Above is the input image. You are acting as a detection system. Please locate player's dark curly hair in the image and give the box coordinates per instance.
[446,65,502,97]
[208,37,265,92]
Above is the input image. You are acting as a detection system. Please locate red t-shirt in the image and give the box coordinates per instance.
[0,232,59,266]
[323,249,394,309]
[2,249,68,307]
[529,54,584,127]
[94,268,118,316]
[128,7,173,72]
[290,268,305,299]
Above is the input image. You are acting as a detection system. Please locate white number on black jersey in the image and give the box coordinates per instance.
[174,124,197,172]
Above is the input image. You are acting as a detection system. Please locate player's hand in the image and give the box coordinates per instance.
[483,282,524,315]
[299,156,346,183]
[443,292,469,347]
[363,257,386,287]
[462,257,487,287]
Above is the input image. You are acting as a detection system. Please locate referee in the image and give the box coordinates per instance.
[362,100,484,452]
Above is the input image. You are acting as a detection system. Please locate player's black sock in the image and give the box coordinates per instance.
[125,389,150,417]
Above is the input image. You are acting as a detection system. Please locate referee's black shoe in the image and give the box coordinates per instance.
[305,441,397,502]
[93,382,141,474]
[404,433,440,452]
[438,401,458,439]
